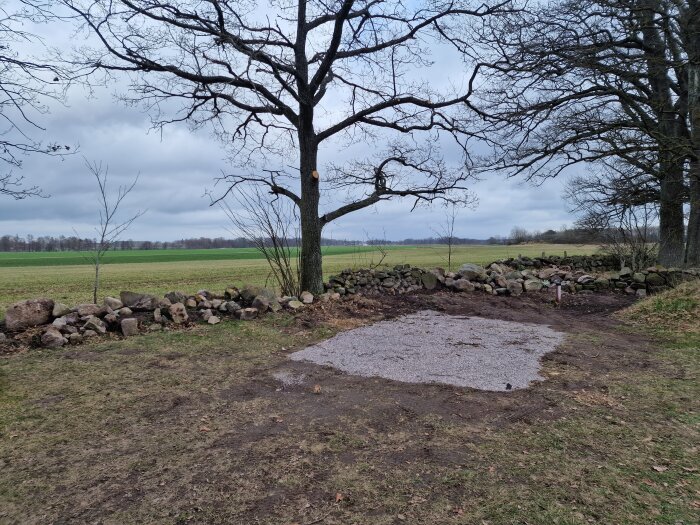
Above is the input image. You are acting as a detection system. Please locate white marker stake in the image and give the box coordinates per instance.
[556,284,562,304]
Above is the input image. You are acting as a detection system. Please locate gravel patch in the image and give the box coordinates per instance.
[290,310,565,391]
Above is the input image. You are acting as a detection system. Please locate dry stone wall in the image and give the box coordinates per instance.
[2,255,698,350]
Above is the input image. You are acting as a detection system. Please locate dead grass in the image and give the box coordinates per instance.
[619,280,700,333]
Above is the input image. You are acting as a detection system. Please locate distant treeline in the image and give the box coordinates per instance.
[0,226,611,252]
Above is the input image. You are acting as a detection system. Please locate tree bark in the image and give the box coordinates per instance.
[658,160,686,266]
[685,4,700,266]
[298,132,324,294]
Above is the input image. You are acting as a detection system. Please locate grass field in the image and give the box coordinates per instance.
[0,244,597,315]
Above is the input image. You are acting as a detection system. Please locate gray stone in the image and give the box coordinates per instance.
[207,315,221,325]
[646,272,666,286]
[381,278,396,287]
[0,333,7,342]
[300,291,314,304]
[576,275,595,284]
[119,291,159,311]
[593,277,610,289]
[452,279,475,292]
[5,298,54,331]
[165,291,188,304]
[121,318,139,336]
[483,283,493,294]
[83,330,98,338]
[52,303,71,318]
[118,307,133,316]
[52,317,68,329]
[68,333,83,345]
[76,303,104,317]
[225,301,242,314]
[185,298,197,308]
[632,272,646,283]
[238,307,259,320]
[421,271,438,290]
[636,288,648,298]
[240,285,276,305]
[83,316,107,334]
[104,297,123,310]
[41,327,66,348]
[153,308,163,323]
[148,323,163,332]
[201,309,213,321]
[168,303,189,324]
[619,267,632,278]
[537,268,560,280]
[211,299,223,309]
[523,279,543,291]
[224,287,240,301]
[252,295,270,313]
[286,300,304,310]
[458,263,487,281]
[103,313,119,325]
[507,280,524,296]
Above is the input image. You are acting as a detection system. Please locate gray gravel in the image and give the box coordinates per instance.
[289,310,565,391]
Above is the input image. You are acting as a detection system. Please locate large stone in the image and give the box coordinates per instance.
[119,291,159,311]
[458,263,487,281]
[168,303,189,324]
[286,300,304,310]
[120,318,139,336]
[201,309,213,321]
[632,272,646,284]
[165,291,188,305]
[238,307,259,320]
[421,272,438,290]
[207,315,221,325]
[225,301,242,314]
[646,272,666,286]
[0,333,7,342]
[68,333,83,345]
[538,268,560,280]
[224,287,240,301]
[507,280,524,296]
[5,298,54,331]
[300,291,314,304]
[52,303,71,318]
[41,327,66,348]
[251,295,270,313]
[83,316,107,334]
[104,297,123,310]
[452,279,476,292]
[240,285,276,305]
[523,279,543,291]
[76,303,104,317]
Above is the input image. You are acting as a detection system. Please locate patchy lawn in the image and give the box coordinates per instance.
[1,291,698,524]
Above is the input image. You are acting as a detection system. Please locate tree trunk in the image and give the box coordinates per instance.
[657,162,686,266]
[298,130,324,294]
[685,8,700,266]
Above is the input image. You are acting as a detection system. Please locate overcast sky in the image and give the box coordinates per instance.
[0,1,580,242]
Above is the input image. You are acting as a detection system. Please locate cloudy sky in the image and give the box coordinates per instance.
[0,1,579,242]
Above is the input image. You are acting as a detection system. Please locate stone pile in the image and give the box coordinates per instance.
[326,258,700,298]
[1,285,338,349]
[496,254,621,272]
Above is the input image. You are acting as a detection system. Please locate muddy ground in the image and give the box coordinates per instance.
[2,290,696,525]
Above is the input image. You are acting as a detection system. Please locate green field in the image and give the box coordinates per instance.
[0,244,597,315]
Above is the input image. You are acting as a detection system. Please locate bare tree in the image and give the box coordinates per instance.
[432,203,459,271]
[472,0,695,266]
[220,187,301,297]
[84,160,144,303]
[61,0,506,292]
[0,0,72,199]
